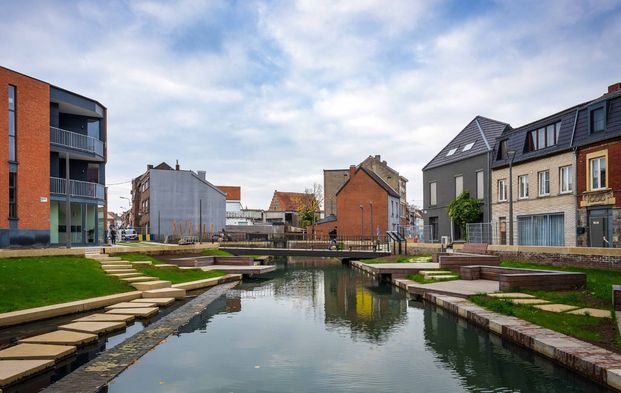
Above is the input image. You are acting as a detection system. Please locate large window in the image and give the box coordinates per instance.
[8,172,16,219]
[476,171,484,200]
[518,213,564,246]
[455,175,463,197]
[538,170,550,196]
[591,107,605,133]
[8,85,16,162]
[518,175,529,199]
[498,179,507,202]
[525,121,561,152]
[590,157,606,190]
[560,165,573,193]
[429,182,437,206]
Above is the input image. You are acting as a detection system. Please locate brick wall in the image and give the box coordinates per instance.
[323,169,349,216]
[0,68,50,231]
[577,139,621,208]
[491,151,576,246]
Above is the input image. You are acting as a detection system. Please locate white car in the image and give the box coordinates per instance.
[121,228,138,241]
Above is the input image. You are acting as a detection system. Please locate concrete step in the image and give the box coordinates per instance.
[143,287,186,299]
[121,276,156,283]
[131,298,175,306]
[427,275,459,280]
[109,272,143,278]
[19,331,97,346]
[58,321,127,335]
[99,260,132,265]
[103,269,137,274]
[0,359,55,387]
[105,302,157,309]
[152,264,179,269]
[73,313,135,323]
[106,307,159,318]
[129,261,153,267]
[102,264,133,270]
[131,280,172,291]
[92,256,122,261]
[0,343,76,361]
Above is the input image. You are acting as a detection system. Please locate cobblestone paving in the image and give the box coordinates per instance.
[42,281,239,393]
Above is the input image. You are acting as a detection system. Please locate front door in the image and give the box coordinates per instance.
[589,215,607,247]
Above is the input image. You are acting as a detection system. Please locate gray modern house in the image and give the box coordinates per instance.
[130,162,226,241]
[422,116,510,242]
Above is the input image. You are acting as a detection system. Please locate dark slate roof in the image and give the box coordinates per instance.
[316,214,337,225]
[572,91,621,149]
[492,104,585,169]
[335,167,400,198]
[423,116,510,170]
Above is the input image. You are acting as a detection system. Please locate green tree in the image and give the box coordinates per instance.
[295,183,323,228]
[447,191,482,238]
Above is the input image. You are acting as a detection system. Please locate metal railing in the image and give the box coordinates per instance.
[50,177,105,200]
[50,127,104,157]
[466,222,498,244]
[218,233,391,252]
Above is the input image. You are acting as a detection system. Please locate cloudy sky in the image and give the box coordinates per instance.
[3,0,621,212]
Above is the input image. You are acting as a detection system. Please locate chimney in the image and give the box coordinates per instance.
[608,83,621,94]
[382,160,387,165]
[175,159,180,171]
[147,164,153,170]
[349,165,356,177]
[374,155,381,161]
[197,170,206,180]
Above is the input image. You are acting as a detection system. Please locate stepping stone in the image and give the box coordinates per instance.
[19,331,97,346]
[0,343,76,360]
[143,287,186,299]
[131,280,171,291]
[110,272,143,278]
[94,257,122,261]
[106,307,159,318]
[102,264,133,269]
[567,308,611,318]
[58,321,126,335]
[0,359,55,386]
[129,261,153,267]
[153,264,179,269]
[419,270,453,275]
[73,313,135,323]
[509,298,550,305]
[121,276,156,283]
[131,297,174,306]
[105,302,157,309]
[104,269,137,274]
[179,266,202,271]
[428,274,458,280]
[99,260,130,264]
[488,293,536,299]
[533,304,579,313]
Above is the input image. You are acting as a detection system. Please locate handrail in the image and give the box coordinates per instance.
[50,177,105,200]
[50,127,104,157]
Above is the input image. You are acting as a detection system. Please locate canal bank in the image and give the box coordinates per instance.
[103,258,607,392]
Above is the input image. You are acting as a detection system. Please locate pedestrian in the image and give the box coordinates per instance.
[329,226,337,249]
[110,225,117,245]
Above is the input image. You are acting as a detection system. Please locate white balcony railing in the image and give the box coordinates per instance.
[50,127,104,157]
[50,177,105,200]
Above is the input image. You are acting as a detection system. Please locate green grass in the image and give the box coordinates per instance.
[201,249,234,256]
[118,253,166,265]
[365,255,432,264]
[500,260,621,306]
[407,273,459,284]
[470,294,606,343]
[134,266,226,284]
[0,256,133,313]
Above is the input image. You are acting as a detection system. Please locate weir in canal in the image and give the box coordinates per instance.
[105,257,609,393]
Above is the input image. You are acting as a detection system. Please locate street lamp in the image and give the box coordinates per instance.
[507,150,517,245]
[369,201,374,240]
[359,205,364,239]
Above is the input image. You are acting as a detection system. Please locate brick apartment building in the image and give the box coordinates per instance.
[315,165,400,238]
[0,66,107,247]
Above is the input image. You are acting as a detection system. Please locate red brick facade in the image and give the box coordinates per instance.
[0,68,50,231]
[577,138,621,208]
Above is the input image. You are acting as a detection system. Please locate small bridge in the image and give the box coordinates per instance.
[220,246,391,259]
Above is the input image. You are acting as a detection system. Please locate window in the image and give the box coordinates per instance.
[518,213,564,246]
[476,171,484,199]
[538,170,550,196]
[455,175,463,197]
[498,179,507,201]
[8,85,16,162]
[87,120,99,139]
[463,142,475,151]
[560,166,573,193]
[590,157,606,190]
[497,140,508,160]
[446,148,457,156]
[429,182,437,206]
[8,172,16,219]
[518,175,529,199]
[591,107,605,133]
[525,121,561,152]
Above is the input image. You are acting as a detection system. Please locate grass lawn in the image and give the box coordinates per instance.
[470,294,618,350]
[119,253,166,265]
[134,266,226,284]
[365,255,432,264]
[201,249,234,256]
[0,256,133,313]
[407,273,459,284]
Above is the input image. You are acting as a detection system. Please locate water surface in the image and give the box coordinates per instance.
[106,259,610,392]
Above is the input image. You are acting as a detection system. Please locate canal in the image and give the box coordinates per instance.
[105,258,610,392]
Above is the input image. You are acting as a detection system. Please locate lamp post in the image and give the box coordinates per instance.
[507,150,517,246]
[369,201,374,240]
[359,205,364,239]
[120,196,132,227]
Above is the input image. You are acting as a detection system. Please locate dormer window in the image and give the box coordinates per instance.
[525,121,561,152]
[591,108,605,133]
[462,142,475,151]
[446,148,457,156]
[496,140,508,160]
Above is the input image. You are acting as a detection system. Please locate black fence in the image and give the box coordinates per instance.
[219,233,392,252]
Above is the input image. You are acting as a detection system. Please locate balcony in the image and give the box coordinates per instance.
[50,127,104,158]
[50,177,105,200]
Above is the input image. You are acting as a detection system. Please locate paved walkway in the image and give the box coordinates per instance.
[400,279,499,298]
